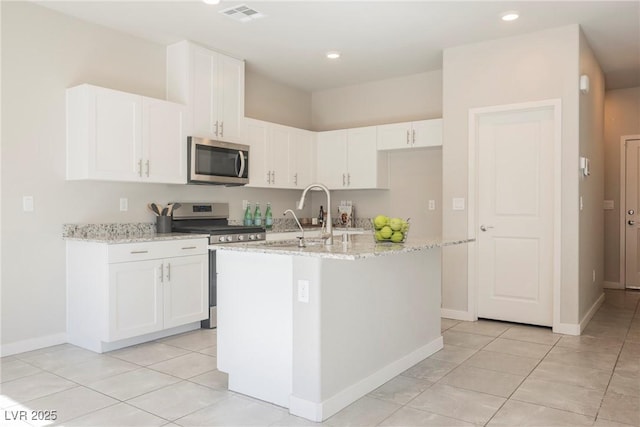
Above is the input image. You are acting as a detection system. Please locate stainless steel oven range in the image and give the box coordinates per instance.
[171,202,266,328]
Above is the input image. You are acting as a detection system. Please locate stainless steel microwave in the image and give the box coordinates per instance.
[187,136,249,185]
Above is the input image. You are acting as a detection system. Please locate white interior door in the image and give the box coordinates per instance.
[624,138,640,289]
[477,107,555,327]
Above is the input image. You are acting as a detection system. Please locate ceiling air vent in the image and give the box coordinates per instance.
[219,4,265,23]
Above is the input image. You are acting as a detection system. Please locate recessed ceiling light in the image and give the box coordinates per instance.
[203,0,220,4]
[501,11,519,21]
[326,51,341,60]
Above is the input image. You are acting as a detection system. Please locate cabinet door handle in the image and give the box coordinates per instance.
[412,129,416,145]
[130,250,148,254]
[220,121,224,138]
[214,121,219,137]
[343,173,346,186]
[347,173,351,186]
[294,173,298,186]
[272,170,276,184]
[145,160,150,177]
[138,159,143,177]
[166,263,171,281]
[406,130,410,145]
[159,263,164,283]
[181,246,197,250]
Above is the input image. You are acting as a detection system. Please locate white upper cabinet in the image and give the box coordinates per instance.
[245,118,289,187]
[290,128,315,188]
[167,40,245,143]
[66,84,186,183]
[268,123,293,188]
[244,118,314,189]
[316,130,348,189]
[142,97,187,183]
[317,126,388,190]
[377,118,442,150]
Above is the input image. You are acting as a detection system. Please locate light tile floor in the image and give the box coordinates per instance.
[1,289,638,426]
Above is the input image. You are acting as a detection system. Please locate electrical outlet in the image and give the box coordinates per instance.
[452,198,465,211]
[428,200,436,211]
[604,200,614,210]
[119,198,128,212]
[23,196,34,212]
[298,280,309,303]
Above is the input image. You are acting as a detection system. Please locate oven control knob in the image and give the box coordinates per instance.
[226,236,234,242]
[238,235,245,241]
[256,233,263,240]
[218,236,226,242]
[249,234,256,240]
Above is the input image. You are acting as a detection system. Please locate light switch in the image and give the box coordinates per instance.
[603,200,614,210]
[428,200,436,211]
[452,198,465,211]
[23,196,34,212]
[580,196,584,211]
[119,198,128,211]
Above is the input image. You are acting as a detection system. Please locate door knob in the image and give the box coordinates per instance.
[480,225,494,232]
[629,220,635,226]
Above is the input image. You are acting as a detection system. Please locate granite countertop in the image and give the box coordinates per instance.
[210,234,473,260]
[62,223,208,244]
[268,227,367,234]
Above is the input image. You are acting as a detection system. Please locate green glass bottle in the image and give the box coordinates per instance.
[244,202,253,226]
[254,203,262,226]
[265,202,273,230]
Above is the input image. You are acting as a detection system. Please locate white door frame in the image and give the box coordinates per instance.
[467,99,563,332]
[618,134,640,289]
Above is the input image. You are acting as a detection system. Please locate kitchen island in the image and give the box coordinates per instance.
[212,234,471,422]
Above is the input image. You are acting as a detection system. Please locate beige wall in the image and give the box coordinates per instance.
[245,68,313,130]
[578,29,605,318]
[442,26,584,324]
[311,71,443,131]
[0,2,307,350]
[604,87,640,286]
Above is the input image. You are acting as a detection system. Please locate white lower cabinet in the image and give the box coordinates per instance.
[67,238,208,353]
[108,259,163,341]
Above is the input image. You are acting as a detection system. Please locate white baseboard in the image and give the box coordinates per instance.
[553,292,605,336]
[553,322,580,336]
[580,292,605,333]
[290,336,444,422]
[0,333,68,357]
[604,281,623,289]
[441,308,475,321]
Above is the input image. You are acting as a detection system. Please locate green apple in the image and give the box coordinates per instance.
[391,231,404,243]
[390,217,404,231]
[374,215,389,230]
[380,225,393,239]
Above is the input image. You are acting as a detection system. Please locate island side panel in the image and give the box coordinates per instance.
[320,248,442,420]
[290,256,324,418]
[216,250,293,408]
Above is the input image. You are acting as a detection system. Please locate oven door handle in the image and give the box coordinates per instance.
[236,151,246,178]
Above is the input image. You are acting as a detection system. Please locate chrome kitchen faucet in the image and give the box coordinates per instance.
[297,183,333,245]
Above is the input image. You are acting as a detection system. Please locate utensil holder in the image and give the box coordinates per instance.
[156,216,172,234]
